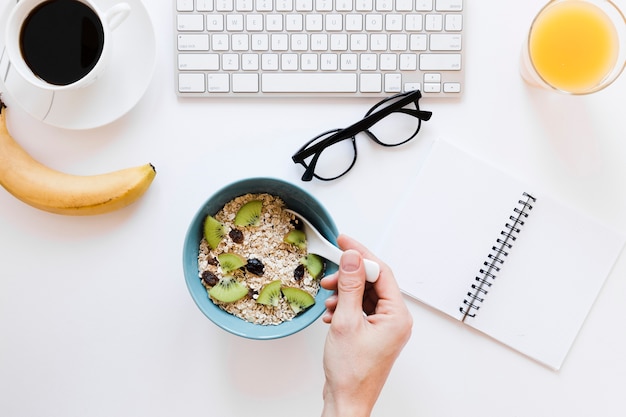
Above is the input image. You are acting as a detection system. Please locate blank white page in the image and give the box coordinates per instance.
[380,140,624,370]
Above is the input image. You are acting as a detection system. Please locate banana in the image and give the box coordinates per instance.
[0,100,156,215]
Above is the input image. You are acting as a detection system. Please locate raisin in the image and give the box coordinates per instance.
[229,228,244,244]
[246,258,265,276]
[201,270,219,287]
[294,264,305,281]
[207,256,218,266]
[290,218,304,230]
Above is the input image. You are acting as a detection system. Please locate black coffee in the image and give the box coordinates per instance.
[19,0,105,86]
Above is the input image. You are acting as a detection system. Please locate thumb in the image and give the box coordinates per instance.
[334,249,366,319]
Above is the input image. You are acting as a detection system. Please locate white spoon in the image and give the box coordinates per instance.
[285,209,380,283]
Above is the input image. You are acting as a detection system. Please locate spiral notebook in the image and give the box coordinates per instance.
[379,140,624,370]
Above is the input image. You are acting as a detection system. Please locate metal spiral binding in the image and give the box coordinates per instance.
[460,192,537,321]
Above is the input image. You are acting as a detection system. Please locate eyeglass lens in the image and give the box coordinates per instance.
[298,129,357,181]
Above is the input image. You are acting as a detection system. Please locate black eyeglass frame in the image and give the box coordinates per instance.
[291,90,433,182]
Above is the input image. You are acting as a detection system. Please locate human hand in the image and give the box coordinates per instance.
[320,234,413,417]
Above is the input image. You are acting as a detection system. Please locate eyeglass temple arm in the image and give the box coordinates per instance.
[300,151,322,181]
[397,107,433,121]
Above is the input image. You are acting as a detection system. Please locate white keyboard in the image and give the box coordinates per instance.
[175,0,464,97]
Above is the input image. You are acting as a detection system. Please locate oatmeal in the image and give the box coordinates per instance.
[197,193,324,325]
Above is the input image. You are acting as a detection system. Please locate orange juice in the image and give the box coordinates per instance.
[529,1,619,93]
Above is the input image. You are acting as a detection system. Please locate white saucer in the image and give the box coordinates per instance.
[0,0,156,130]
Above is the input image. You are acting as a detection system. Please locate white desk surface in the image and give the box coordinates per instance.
[2,1,626,416]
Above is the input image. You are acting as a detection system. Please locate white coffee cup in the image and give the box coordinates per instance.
[4,0,130,91]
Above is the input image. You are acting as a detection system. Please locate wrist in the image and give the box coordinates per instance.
[322,384,374,417]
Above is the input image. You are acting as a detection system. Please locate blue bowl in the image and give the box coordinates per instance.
[183,177,338,339]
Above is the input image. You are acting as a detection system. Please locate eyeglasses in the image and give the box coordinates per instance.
[291,90,432,182]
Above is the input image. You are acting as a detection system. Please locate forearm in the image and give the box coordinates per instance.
[321,384,375,417]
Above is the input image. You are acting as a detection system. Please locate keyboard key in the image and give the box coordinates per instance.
[262,53,279,70]
[301,53,319,70]
[178,54,219,70]
[423,82,441,93]
[345,14,363,31]
[404,82,421,91]
[420,53,461,70]
[316,0,333,11]
[206,14,224,31]
[326,14,344,31]
[178,34,210,51]
[360,74,382,92]
[384,73,402,92]
[179,73,206,92]
[396,0,413,11]
[208,73,230,92]
[405,14,424,31]
[257,0,273,11]
[306,14,323,31]
[177,15,204,31]
[443,82,462,93]
[365,14,383,31]
[436,0,463,12]
[399,53,417,70]
[410,34,427,51]
[341,53,358,70]
[242,53,259,70]
[445,14,463,31]
[216,0,234,11]
[276,0,294,11]
[416,0,434,11]
[375,0,393,12]
[425,14,443,31]
[286,14,304,30]
[177,0,194,12]
[236,0,254,11]
[336,0,353,11]
[430,34,462,51]
[295,0,314,11]
[233,74,259,92]
[360,53,378,70]
[262,73,357,92]
[282,53,298,70]
[320,53,338,70]
[355,0,374,11]
[424,73,441,83]
[197,0,214,11]
[246,14,264,31]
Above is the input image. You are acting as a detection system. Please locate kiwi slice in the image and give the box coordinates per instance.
[300,254,325,279]
[209,275,248,303]
[284,229,307,250]
[203,215,226,249]
[281,287,315,314]
[234,200,263,226]
[217,253,246,274]
[256,279,282,307]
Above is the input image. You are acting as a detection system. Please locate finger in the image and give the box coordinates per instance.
[337,234,405,306]
[333,249,367,322]
[322,310,333,323]
[325,293,338,311]
[320,271,338,291]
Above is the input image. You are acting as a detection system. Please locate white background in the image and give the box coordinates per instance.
[2,1,626,416]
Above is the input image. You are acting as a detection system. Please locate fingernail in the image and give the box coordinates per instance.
[341,250,361,272]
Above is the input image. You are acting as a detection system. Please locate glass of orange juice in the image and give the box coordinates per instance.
[521,0,626,94]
